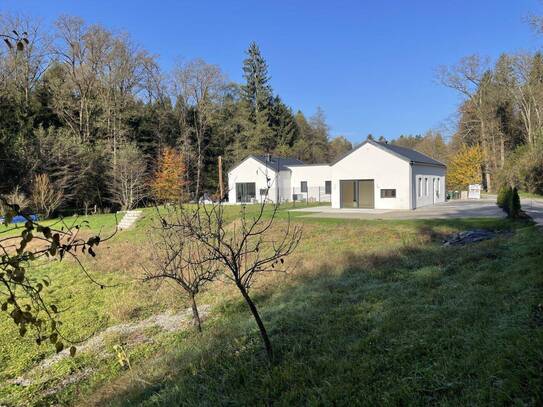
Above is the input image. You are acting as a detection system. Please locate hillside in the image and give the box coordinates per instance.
[1,207,542,405]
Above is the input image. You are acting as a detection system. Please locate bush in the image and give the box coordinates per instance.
[508,187,521,219]
[497,186,508,208]
[499,186,522,218]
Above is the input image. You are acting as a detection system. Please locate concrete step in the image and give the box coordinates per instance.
[117,210,143,230]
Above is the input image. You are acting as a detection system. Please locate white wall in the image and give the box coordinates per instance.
[331,143,412,209]
[228,158,279,204]
[412,164,446,208]
[287,165,332,201]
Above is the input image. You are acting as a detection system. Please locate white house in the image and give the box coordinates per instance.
[227,140,446,209]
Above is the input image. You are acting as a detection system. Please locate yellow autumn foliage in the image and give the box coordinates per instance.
[447,144,483,190]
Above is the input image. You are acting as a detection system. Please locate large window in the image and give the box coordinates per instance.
[301,181,308,193]
[325,180,332,194]
[236,182,256,203]
[380,189,396,198]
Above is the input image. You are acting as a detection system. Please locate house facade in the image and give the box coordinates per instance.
[227,140,446,209]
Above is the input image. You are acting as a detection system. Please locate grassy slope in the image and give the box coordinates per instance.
[1,206,543,406]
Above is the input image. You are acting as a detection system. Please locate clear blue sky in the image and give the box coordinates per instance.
[2,0,542,143]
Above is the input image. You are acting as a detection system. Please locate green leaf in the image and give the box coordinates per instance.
[55,341,64,353]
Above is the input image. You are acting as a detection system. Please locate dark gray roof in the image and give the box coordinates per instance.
[332,140,446,167]
[376,142,446,167]
[252,155,305,171]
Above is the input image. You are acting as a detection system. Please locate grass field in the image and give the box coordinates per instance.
[1,205,542,406]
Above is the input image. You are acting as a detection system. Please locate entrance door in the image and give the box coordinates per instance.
[236,182,256,203]
[358,180,375,208]
[340,180,375,208]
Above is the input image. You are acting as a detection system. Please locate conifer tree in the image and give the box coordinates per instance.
[151,148,186,203]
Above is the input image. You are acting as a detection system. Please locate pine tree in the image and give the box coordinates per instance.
[240,42,275,153]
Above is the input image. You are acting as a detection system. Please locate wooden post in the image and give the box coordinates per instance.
[218,155,224,201]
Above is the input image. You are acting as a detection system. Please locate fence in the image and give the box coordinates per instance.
[288,186,331,204]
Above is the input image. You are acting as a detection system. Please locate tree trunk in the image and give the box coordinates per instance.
[190,293,202,332]
[238,284,273,360]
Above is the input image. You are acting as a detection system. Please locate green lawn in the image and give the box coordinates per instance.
[1,205,542,406]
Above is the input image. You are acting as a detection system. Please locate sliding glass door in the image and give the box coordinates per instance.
[340,180,374,208]
[236,182,256,203]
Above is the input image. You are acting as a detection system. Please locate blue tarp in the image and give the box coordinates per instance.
[0,214,39,224]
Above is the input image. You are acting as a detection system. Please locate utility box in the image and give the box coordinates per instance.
[468,184,482,199]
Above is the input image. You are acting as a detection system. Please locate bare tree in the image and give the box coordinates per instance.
[172,59,226,199]
[437,55,495,190]
[157,189,302,360]
[109,142,147,210]
[30,173,64,218]
[144,207,218,331]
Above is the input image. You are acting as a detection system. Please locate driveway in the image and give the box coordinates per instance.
[291,199,506,220]
[522,198,543,227]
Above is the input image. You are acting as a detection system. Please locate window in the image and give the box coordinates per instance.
[301,181,308,193]
[325,180,332,194]
[236,183,256,203]
[425,178,428,196]
[259,188,268,196]
[418,178,422,197]
[436,177,440,197]
[380,189,396,198]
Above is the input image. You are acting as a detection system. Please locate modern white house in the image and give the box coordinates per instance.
[227,140,446,210]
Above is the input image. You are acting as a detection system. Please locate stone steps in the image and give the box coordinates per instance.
[117,210,143,230]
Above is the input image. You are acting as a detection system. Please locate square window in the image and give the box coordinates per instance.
[380,189,396,198]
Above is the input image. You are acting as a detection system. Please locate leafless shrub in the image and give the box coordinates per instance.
[144,207,219,332]
[30,174,64,218]
[156,194,302,360]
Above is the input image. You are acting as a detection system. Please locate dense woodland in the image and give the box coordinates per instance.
[2,13,543,216]
[0,15,353,214]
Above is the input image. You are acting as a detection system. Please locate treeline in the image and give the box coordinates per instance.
[0,15,353,214]
[438,51,543,194]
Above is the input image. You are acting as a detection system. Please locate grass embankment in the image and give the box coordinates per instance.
[1,205,542,406]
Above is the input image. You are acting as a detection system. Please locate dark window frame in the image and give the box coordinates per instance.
[380,189,396,198]
[300,181,308,193]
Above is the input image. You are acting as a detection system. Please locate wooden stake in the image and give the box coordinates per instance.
[218,155,224,200]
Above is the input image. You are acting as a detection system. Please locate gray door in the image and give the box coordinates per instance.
[340,179,374,208]
[357,180,374,209]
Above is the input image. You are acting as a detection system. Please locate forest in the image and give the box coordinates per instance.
[2,13,543,217]
[0,15,353,214]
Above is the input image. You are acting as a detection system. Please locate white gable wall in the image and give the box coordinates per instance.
[331,143,412,209]
[228,157,279,203]
[412,164,446,208]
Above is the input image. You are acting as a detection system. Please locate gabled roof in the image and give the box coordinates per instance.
[252,155,305,171]
[332,139,446,167]
[228,155,305,173]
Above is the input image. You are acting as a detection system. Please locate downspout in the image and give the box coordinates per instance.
[276,159,280,203]
[409,161,414,210]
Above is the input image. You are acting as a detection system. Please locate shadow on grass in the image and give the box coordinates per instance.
[83,219,543,406]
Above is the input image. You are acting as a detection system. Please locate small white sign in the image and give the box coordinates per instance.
[468,184,481,199]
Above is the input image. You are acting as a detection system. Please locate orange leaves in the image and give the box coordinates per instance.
[151,148,187,203]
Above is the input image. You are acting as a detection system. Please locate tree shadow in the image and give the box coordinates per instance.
[82,219,542,406]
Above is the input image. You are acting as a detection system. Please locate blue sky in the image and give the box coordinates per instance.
[2,0,542,143]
